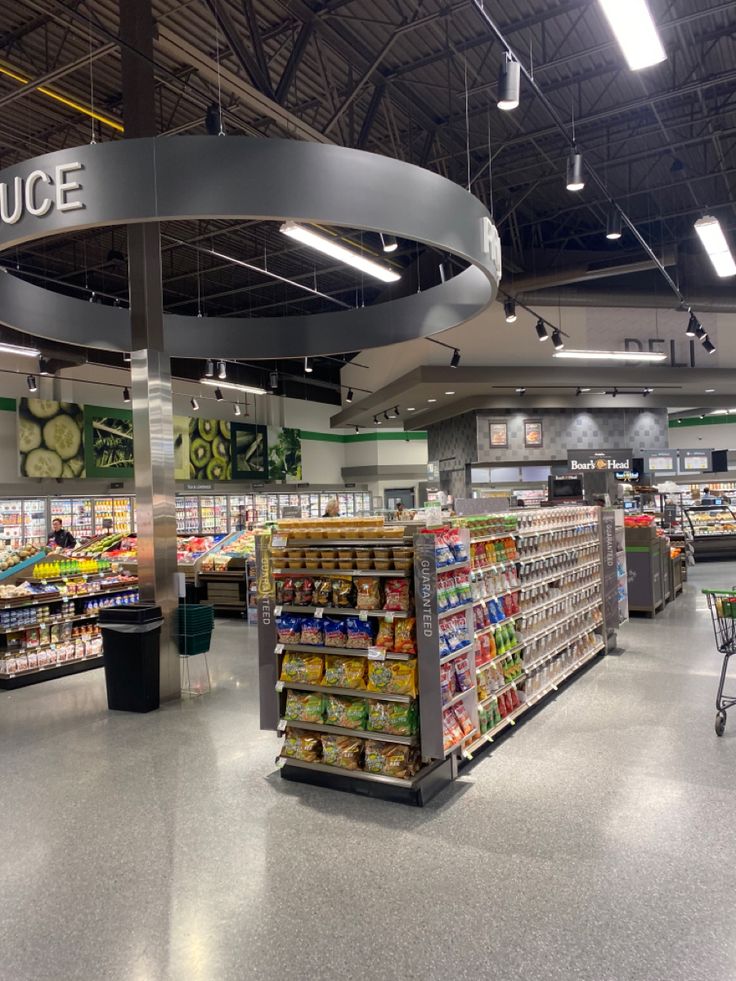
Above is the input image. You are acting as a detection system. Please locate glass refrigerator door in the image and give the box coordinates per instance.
[50,498,94,541]
[228,495,252,530]
[22,498,47,545]
[253,495,269,524]
[199,495,216,533]
[176,496,200,534]
[213,495,228,533]
[0,499,24,543]
[94,497,134,535]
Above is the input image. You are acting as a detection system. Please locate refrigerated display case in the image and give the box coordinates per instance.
[685,505,736,560]
[49,498,94,542]
[199,495,228,534]
[93,497,135,535]
[176,496,200,534]
[0,499,24,543]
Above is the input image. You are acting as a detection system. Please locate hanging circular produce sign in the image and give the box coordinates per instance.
[0,137,501,359]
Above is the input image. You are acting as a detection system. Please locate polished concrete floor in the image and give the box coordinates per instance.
[2,563,736,981]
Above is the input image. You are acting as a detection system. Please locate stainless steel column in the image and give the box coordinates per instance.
[120,0,179,700]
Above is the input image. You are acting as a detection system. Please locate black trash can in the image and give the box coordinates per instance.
[99,604,164,713]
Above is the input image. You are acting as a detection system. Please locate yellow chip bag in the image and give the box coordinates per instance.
[367,658,417,697]
[280,653,323,684]
[324,654,366,690]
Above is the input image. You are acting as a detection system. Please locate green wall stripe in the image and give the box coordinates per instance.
[0,397,16,412]
[670,416,736,429]
[300,430,427,444]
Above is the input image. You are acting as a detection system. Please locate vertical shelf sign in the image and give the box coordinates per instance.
[414,533,444,760]
[256,532,279,730]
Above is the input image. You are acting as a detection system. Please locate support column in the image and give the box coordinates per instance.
[120,0,179,700]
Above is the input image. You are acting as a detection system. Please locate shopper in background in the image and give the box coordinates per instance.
[323,499,340,517]
[702,487,716,505]
[395,501,405,520]
[48,518,76,550]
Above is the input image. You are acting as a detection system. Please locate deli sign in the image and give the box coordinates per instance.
[567,449,632,472]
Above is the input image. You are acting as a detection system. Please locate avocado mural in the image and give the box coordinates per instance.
[268,427,302,481]
[18,399,86,478]
[189,417,233,480]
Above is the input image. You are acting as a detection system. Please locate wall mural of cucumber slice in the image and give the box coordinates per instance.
[18,399,86,479]
[189,417,233,479]
[231,422,269,480]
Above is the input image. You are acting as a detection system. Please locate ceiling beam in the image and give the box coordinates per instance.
[202,0,274,98]
[0,42,117,110]
[275,21,312,103]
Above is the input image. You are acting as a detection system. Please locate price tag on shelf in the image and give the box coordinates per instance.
[274,643,284,655]
[368,646,386,661]
[359,611,368,622]
[272,535,287,548]
[314,608,324,619]
[277,719,287,732]
[384,612,394,623]
[275,680,284,692]
[274,605,283,617]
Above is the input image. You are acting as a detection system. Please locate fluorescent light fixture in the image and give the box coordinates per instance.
[380,233,398,253]
[281,221,401,283]
[200,379,268,395]
[710,409,729,416]
[553,349,667,362]
[445,391,455,395]
[694,216,736,278]
[427,398,437,403]
[598,0,667,71]
[407,407,415,411]
[497,52,520,111]
[705,389,715,393]
[0,342,41,358]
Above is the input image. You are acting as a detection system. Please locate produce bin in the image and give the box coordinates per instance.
[99,604,163,713]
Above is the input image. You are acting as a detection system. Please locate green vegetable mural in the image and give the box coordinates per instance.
[18,399,86,478]
[84,405,134,478]
[231,422,268,480]
[268,427,302,481]
[189,418,233,480]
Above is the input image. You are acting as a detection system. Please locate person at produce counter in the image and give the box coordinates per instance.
[48,518,76,550]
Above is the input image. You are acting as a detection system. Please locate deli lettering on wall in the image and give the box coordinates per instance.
[0,162,84,224]
[567,449,632,472]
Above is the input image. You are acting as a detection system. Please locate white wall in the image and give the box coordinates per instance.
[668,421,736,451]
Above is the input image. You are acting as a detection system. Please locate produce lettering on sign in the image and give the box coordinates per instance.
[0,163,84,224]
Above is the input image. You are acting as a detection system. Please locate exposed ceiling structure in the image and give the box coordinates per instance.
[0,0,734,402]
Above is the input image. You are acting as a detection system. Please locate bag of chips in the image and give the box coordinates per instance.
[442,708,464,751]
[375,618,394,650]
[282,727,321,762]
[284,690,324,724]
[367,659,417,697]
[323,694,368,729]
[367,699,417,735]
[313,578,332,608]
[393,618,416,654]
[364,740,418,779]
[276,615,301,644]
[384,578,410,613]
[454,655,473,692]
[321,733,362,770]
[440,662,458,704]
[453,700,475,736]
[346,617,374,649]
[355,576,382,611]
[324,654,366,690]
[332,578,354,608]
[293,577,314,606]
[280,652,323,684]
[276,577,295,605]
[299,617,323,646]
[323,618,348,648]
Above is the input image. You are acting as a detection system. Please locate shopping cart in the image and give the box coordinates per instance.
[702,589,736,736]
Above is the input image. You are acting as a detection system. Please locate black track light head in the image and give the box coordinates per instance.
[26,374,37,392]
[703,337,717,355]
[346,388,354,403]
[205,359,214,378]
[686,313,700,337]
[551,328,565,351]
[450,348,461,368]
[535,318,549,342]
[214,387,223,401]
[191,397,199,411]
[217,359,227,380]
[504,299,517,323]
[123,386,130,403]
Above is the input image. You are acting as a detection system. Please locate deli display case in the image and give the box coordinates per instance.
[685,505,736,560]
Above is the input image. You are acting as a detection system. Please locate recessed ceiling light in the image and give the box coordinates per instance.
[427,398,437,403]
[445,391,455,395]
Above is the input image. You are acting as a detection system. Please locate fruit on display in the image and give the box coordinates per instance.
[177,536,217,564]
[79,534,124,554]
[19,400,86,479]
[624,514,655,527]
[33,557,113,579]
[0,545,42,575]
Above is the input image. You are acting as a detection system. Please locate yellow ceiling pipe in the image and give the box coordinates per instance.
[0,63,124,133]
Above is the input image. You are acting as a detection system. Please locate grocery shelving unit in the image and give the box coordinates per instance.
[256,507,617,805]
[0,572,140,688]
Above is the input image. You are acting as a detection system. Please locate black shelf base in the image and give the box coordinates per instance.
[280,757,453,806]
[0,656,103,690]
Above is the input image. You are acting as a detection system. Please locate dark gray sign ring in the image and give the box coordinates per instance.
[0,137,500,358]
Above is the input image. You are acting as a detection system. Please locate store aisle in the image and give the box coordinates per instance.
[2,566,735,981]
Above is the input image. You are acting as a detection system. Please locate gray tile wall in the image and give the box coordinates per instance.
[426,408,668,481]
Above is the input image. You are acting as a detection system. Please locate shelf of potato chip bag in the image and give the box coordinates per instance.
[277,679,413,703]
[278,719,418,747]
[273,567,410,578]
[280,642,412,662]
[277,605,410,619]
[437,601,473,620]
